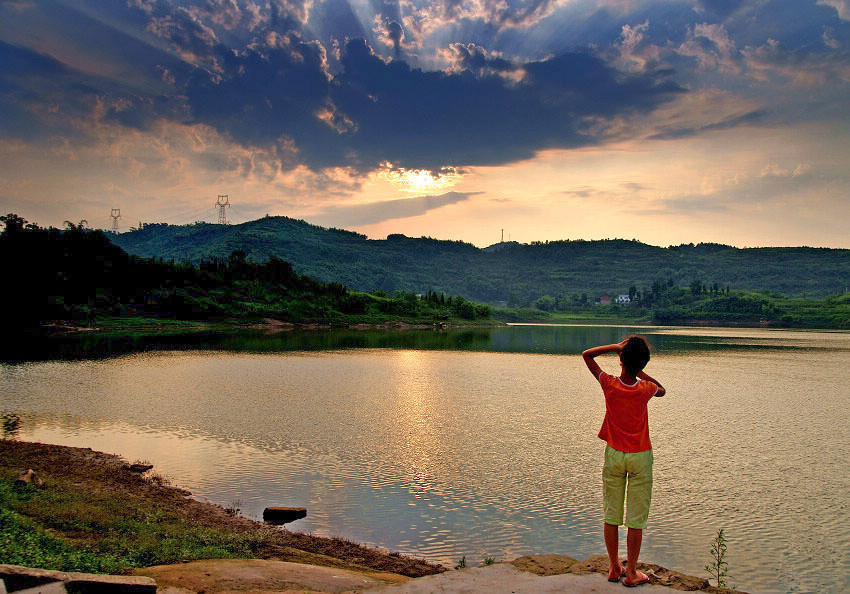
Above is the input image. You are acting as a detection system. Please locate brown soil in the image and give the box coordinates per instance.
[0,440,445,578]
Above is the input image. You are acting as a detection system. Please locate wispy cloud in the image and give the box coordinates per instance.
[310,191,480,227]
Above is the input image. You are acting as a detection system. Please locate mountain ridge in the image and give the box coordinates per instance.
[112,216,850,304]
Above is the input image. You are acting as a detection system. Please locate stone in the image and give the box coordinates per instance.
[0,565,70,592]
[0,565,156,594]
[134,558,409,593]
[14,469,43,487]
[15,581,67,593]
[127,463,153,473]
[65,572,157,593]
[263,506,307,524]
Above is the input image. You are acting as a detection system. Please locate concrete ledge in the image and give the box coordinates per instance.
[0,565,156,593]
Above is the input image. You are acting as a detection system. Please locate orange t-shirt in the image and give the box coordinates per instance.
[597,372,659,453]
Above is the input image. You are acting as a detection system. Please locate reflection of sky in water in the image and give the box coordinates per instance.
[3,325,850,593]
[7,324,850,363]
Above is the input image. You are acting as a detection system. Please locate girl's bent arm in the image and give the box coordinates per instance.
[637,371,666,397]
[581,342,625,379]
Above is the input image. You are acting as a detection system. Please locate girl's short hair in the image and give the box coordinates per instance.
[620,335,651,375]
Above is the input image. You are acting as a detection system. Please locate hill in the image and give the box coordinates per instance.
[0,214,492,336]
[112,216,850,305]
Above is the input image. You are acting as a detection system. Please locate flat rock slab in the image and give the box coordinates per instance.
[359,563,673,594]
[0,564,156,593]
[134,558,410,593]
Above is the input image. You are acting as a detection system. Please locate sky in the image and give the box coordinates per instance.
[1,0,849,248]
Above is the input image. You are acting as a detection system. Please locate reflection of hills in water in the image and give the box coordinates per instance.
[5,325,842,363]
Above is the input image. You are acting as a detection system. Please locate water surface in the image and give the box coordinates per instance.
[2,324,848,593]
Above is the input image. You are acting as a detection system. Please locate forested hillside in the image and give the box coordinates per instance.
[113,216,850,305]
[0,214,491,334]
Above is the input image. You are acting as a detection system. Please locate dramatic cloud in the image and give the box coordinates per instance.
[741,39,850,86]
[440,43,523,80]
[401,0,568,42]
[2,0,849,247]
[178,36,682,173]
[818,0,850,20]
[146,6,218,63]
[677,22,741,74]
[374,18,406,57]
[310,191,478,226]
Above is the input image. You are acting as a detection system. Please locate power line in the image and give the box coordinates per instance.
[167,205,216,226]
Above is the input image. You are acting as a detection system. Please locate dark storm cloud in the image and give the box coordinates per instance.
[174,34,684,173]
[2,0,686,178]
[385,19,404,56]
[201,0,244,29]
[322,39,683,171]
[0,40,171,137]
[0,42,75,139]
[183,35,350,168]
[142,4,219,61]
[269,0,312,28]
[444,43,518,76]
[2,0,688,175]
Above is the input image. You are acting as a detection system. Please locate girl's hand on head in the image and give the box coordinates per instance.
[616,339,629,352]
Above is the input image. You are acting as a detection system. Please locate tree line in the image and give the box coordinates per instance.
[1,214,492,333]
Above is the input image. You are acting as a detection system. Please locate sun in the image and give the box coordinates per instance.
[377,164,460,192]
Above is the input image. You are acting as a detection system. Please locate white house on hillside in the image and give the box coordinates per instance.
[615,294,631,304]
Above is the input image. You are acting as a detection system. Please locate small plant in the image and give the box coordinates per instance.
[482,556,495,566]
[454,555,466,569]
[705,528,733,588]
[224,498,242,517]
[145,472,171,486]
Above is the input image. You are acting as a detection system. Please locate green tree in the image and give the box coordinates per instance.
[533,295,555,311]
[690,278,703,296]
[1,213,27,235]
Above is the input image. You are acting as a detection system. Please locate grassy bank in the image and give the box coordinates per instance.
[0,440,444,577]
[493,307,652,325]
[497,289,850,329]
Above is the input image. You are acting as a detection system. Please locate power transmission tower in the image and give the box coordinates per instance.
[110,208,121,234]
[216,195,230,224]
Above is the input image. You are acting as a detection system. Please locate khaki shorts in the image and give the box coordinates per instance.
[602,445,653,529]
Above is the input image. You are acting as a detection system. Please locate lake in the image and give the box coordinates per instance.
[2,324,849,593]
